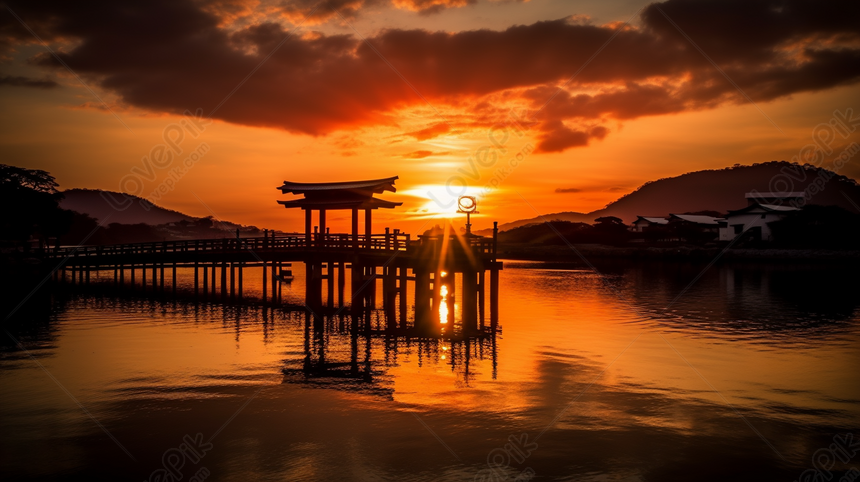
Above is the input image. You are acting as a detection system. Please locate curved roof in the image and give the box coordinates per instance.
[669,214,723,225]
[634,216,668,224]
[728,203,800,215]
[277,176,398,194]
[277,197,402,210]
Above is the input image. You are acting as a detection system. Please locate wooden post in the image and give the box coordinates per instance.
[262,261,268,304]
[447,271,456,326]
[319,210,326,248]
[351,209,359,249]
[271,259,277,303]
[120,265,125,288]
[160,264,165,293]
[463,269,478,333]
[152,263,157,291]
[414,268,430,329]
[398,266,408,328]
[432,270,442,325]
[365,209,372,248]
[337,261,345,309]
[211,264,216,297]
[141,263,146,291]
[350,259,362,311]
[130,264,135,290]
[326,262,334,308]
[368,265,377,308]
[277,261,283,304]
[238,262,243,300]
[490,267,499,329]
[305,209,312,245]
[172,263,177,296]
[221,261,227,300]
[230,262,236,300]
[478,270,485,328]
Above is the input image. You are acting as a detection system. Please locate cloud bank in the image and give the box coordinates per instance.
[2,0,858,152]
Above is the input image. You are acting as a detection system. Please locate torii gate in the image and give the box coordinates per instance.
[276,176,402,244]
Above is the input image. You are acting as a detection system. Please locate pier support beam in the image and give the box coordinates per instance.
[262,261,268,304]
[490,267,499,329]
[462,269,478,333]
[337,262,345,309]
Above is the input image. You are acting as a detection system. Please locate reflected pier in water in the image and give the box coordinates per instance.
[282,309,499,398]
[47,176,503,338]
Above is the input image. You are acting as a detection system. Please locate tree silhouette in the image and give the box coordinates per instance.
[0,164,72,248]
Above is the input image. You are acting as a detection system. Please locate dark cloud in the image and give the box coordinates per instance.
[402,149,450,158]
[555,187,582,193]
[404,122,451,140]
[536,122,608,153]
[2,0,858,152]
[0,74,57,89]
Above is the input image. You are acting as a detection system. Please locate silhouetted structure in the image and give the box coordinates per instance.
[48,177,502,338]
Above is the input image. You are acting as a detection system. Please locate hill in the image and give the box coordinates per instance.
[60,188,196,225]
[481,162,860,234]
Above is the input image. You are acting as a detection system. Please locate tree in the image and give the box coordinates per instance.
[592,216,630,244]
[0,164,72,248]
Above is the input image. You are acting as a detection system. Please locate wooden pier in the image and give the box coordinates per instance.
[48,176,503,337]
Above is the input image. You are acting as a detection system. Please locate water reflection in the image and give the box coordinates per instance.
[1,261,859,481]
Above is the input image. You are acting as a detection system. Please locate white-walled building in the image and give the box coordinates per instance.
[718,203,799,242]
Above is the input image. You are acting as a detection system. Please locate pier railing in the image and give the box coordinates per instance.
[49,232,417,259]
[47,230,501,265]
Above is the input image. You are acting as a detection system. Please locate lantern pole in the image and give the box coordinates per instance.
[457,196,478,236]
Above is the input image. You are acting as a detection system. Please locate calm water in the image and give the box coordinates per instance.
[2,260,859,481]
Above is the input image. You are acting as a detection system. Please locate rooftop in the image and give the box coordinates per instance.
[277,176,398,194]
[669,214,723,225]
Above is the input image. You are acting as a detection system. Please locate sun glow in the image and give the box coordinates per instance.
[401,185,488,219]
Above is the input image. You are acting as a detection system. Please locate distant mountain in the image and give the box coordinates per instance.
[60,189,196,225]
[482,162,860,234]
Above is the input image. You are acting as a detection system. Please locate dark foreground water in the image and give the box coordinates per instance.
[2,260,859,481]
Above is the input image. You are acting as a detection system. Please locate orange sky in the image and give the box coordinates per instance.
[1,0,859,234]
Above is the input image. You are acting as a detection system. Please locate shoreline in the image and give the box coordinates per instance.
[496,243,860,263]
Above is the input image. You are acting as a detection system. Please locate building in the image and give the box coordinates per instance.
[667,214,723,243]
[631,216,668,232]
[718,203,799,242]
[668,214,723,231]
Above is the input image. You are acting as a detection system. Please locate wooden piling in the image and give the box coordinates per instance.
[262,261,268,304]
[230,262,235,300]
[490,267,499,329]
[221,261,227,300]
[462,269,478,333]
[337,261,345,309]
[238,262,243,300]
[398,266,407,329]
[326,262,334,308]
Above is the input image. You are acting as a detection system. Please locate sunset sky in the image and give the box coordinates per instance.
[1,0,859,233]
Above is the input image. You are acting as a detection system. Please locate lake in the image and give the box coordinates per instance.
[2,260,859,481]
